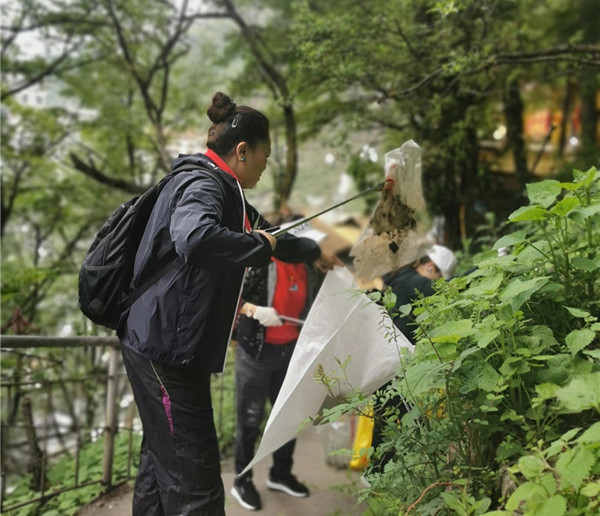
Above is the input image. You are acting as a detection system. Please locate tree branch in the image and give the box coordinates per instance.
[69,152,145,194]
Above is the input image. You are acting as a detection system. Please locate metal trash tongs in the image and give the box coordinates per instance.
[279,315,305,325]
[267,180,388,238]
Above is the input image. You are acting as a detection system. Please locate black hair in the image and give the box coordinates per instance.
[206,92,270,155]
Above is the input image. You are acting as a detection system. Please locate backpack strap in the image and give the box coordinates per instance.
[124,163,229,312]
[123,250,180,310]
[121,167,205,312]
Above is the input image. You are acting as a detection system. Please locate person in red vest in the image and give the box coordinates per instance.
[231,219,327,511]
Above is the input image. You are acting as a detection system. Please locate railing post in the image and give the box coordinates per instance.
[102,343,120,486]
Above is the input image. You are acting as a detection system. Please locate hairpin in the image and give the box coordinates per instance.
[231,113,241,128]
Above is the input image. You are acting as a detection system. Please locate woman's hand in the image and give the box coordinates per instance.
[313,251,343,273]
[241,303,282,326]
[254,229,277,250]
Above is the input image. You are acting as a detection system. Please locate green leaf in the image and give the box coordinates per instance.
[561,428,582,442]
[500,409,525,423]
[533,494,567,516]
[539,472,557,496]
[508,205,549,222]
[550,197,579,216]
[556,446,595,489]
[477,330,500,349]
[584,349,600,360]
[580,481,600,497]
[506,481,546,511]
[556,373,600,412]
[533,383,560,402]
[429,319,474,344]
[567,202,600,224]
[497,439,524,461]
[576,422,600,444]
[571,168,598,186]
[565,328,596,355]
[526,180,561,208]
[465,273,504,297]
[493,230,527,250]
[565,306,591,318]
[403,361,448,397]
[536,354,576,384]
[570,256,599,272]
[499,277,548,312]
[500,356,530,377]
[518,455,546,479]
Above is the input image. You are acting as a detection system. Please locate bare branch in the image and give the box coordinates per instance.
[69,152,145,194]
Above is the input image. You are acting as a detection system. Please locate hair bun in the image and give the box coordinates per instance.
[207,91,237,124]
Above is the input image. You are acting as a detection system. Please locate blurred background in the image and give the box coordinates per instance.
[1,2,599,513]
[2,0,598,336]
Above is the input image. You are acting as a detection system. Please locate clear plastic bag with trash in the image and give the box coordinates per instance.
[350,139,428,282]
[318,415,354,469]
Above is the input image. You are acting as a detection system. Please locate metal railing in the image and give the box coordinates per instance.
[0,335,130,513]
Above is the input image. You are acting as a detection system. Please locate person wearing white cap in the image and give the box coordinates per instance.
[382,244,457,343]
[370,244,457,475]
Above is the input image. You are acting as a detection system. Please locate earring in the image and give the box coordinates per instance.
[240,156,245,162]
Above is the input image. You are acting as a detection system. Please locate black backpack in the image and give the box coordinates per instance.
[78,166,201,330]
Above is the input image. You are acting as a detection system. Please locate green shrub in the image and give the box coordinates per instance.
[339,168,600,515]
[3,431,142,516]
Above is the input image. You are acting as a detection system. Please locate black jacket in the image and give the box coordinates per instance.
[236,261,323,359]
[383,266,434,344]
[120,153,320,371]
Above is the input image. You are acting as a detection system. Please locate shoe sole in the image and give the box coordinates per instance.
[266,479,309,498]
[230,486,261,511]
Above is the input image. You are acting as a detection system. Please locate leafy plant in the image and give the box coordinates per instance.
[3,431,141,516]
[327,168,599,515]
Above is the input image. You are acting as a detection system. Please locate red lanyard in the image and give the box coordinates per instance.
[205,149,251,232]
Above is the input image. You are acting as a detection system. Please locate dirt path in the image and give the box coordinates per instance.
[77,424,369,516]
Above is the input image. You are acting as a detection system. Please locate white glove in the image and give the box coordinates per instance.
[253,306,283,327]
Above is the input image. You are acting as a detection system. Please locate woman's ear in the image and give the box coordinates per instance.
[235,141,247,162]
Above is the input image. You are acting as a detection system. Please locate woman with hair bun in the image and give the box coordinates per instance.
[119,92,341,515]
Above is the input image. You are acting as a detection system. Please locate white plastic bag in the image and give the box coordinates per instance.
[242,267,413,474]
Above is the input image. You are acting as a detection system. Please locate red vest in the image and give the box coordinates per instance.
[265,259,307,344]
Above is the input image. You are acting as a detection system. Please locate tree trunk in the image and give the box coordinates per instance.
[578,73,599,166]
[275,102,298,210]
[558,79,576,158]
[22,397,47,492]
[503,78,529,187]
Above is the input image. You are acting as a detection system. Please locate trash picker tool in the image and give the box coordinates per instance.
[279,315,305,325]
[269,180,393,238]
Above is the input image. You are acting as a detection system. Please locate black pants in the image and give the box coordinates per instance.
[234,341,296,479]
[122,345,225,516]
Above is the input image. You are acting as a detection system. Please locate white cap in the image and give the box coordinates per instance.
[428,245,457,279]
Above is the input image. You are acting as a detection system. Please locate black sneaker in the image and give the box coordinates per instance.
[231,476,262,511]
[266,473,310,498]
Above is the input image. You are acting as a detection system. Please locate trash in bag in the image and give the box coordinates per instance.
[350,140,427,282]
[318,415,354,469]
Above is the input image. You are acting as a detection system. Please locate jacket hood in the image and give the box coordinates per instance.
[171,153,239,189]
[171,152,215,171]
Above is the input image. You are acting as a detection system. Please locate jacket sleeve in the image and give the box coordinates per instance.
[245,204,321,264]
[273,234,321,263]
[170,175,272,267]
